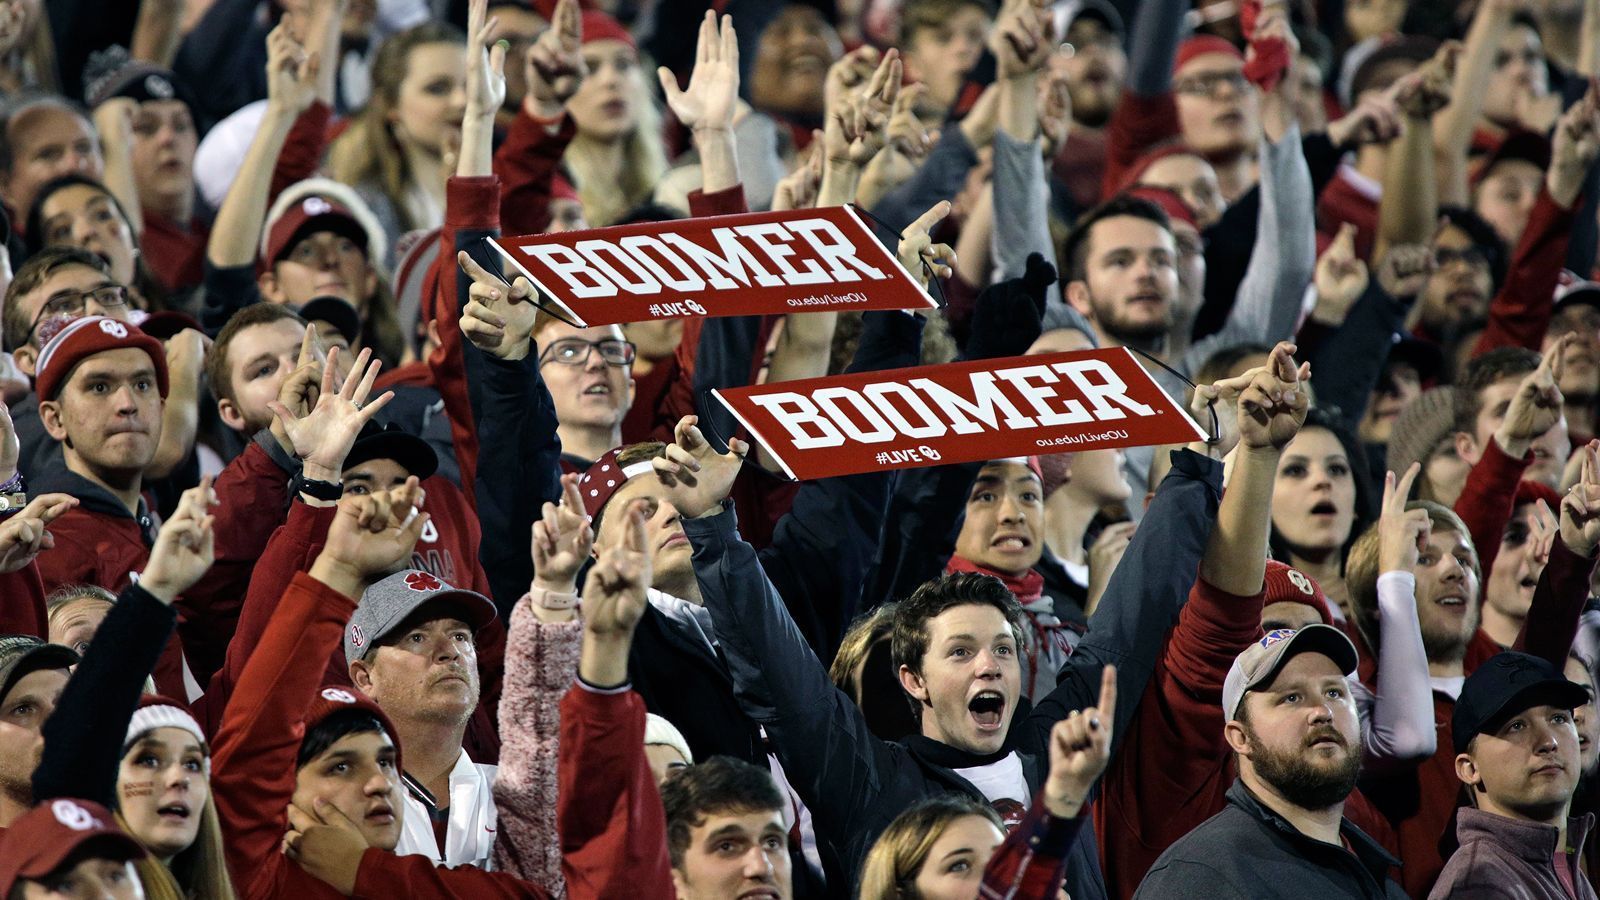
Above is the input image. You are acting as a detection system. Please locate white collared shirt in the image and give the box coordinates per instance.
[395,750,499,869]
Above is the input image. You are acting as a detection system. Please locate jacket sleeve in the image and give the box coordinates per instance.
[1514,537,1599,665]
[556,682,675,900]
[495,111,577,237]
[1022,450,1223,761]
[687,185,749,217]
[1163,577,1266,736]
[977,797,1083,900]
[871,127,981,230]
[991,130,1066,314]
[1451,439,1532,580]
[1296,280,1410,431]
[33,585,176,808]
[352,850,551,898]
[211,574,358,879]
[0,564,47,637]
[270,102,333,199]
[491,601,582,893]
[1101,91,1181,200]
[687,505,900,845]
[431,174,503,499]
[1472,188,1576,356]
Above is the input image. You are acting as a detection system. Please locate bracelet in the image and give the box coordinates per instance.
[0,472,24,494]
[532,587,578,610]
[291,474,343,502]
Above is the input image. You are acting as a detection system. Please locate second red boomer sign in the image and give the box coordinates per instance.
[486,206,936,327]
[714,348,1205,481]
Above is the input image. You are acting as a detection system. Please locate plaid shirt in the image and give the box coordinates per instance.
[979,796,1084,900]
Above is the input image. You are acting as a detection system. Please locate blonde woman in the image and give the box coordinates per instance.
[328,22,467,265]
[562,11,666,226]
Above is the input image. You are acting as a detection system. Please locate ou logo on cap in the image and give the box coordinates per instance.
[144,74,175,99]
[1287,570,1315,596]
[99,319,128,339]
[303,196,333,216]
[51,799,98,831]
[320,688,357,704]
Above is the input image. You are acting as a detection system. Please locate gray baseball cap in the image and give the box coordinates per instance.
[1221,625,1359,722]
[344,570,497,663]
[0,637,79,702]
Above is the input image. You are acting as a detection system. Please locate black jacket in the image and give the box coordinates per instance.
[1135,780,1406,899]
[689,449,1224,896]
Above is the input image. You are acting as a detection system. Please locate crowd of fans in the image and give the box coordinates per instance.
[8,0,1600,896]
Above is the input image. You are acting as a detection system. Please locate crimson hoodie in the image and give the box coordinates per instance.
[211,572,671,900]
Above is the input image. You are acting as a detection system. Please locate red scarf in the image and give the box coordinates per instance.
[944,555,1045,605]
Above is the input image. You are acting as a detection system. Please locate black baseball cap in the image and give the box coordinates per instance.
[1386,335,1445,384]
[298,297,361,345]
[1452,651,1590,753]
[0,637,78,704]
[343,421,438,481]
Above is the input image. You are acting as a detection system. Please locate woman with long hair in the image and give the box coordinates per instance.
[858,795,1005,900]
[116,697,237,900]
[327,21,466,263]
[1269,407,1379,617]
[561,11,666,227]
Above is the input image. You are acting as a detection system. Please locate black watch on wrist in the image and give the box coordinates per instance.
[291,473,343,502]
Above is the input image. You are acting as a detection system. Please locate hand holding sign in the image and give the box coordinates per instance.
[652,415,749,519]
[898,201,955,291]
[1235,341,1309,452]
[458,250,540,360]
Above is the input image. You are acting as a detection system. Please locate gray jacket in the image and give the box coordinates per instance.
[1428,809,1598,900]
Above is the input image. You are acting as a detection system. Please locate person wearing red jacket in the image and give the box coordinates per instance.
[212,480,672,899]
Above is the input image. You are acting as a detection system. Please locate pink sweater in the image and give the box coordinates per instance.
[492,597,583,897]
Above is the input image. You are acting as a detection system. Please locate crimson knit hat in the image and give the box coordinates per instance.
[1126,186,1200,231]
[580,447,658,520]
[302,685,404,773]
[1263,560,1333,625]
[35,316,169,402]
[581,10,634,48]
[1118,142,1201,194]
[125,695,209,776]
[1175,35,1244,74]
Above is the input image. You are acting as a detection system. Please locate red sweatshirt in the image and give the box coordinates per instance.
[493,110,577,238]
[140,212,208,294]
[1315,168,1380,263]
[1360,538,1596,897]
[1100,91,1181,201]
[1452,439,1533,583]
[0,563,47,638]
[1473,188,1576,357]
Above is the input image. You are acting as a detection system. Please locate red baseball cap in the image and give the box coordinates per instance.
[0,799,145,893]
[263,195,370,265]
[35,315,169,402]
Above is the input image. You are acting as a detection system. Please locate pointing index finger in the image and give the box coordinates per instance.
[1096,663,1117,725]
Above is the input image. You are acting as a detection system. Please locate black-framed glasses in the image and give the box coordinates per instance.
[1433,247,1489,270]
[1173,70,1249,98]
[538,337,637,368]
[28,284,128,341]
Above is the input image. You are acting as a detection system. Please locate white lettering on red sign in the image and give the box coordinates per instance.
[747,359,1157,450]
[520,216,890,299]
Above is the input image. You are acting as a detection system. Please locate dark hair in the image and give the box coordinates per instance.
[23,173,171,312]
[1059,194,1172,283]
[1194,341,1274,386]
[1268,406,1378,572]
[891,573,1027,687]
[1437,206,1508,290]
[661,756,786,869]
[206,303,308,409]
[296,708,388,770]
[2,245,113,352]
[1453,346,1540,435]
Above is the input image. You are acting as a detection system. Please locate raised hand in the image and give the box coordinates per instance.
[0,494,77,574]
[771,135,823,211]
[823,45,880,116]
[1377,464,1432,573]
[265,20,319,115]
[578,499,652,687]
[1043,663,1116,818]
[464,0,507,115]
[1037,69,1072,156]
[1085,521,1134,613]
[1392,40,1457,120]
[270,327,328,454]
[524,0,586,119]
[1529,498,1559,576]
[657,11,739,134]
[1560,440,1600,555]
[1375,242,1434,299]
[140,477,218,603]
[1549,78,1600,208]
[897,201,956,291]
[1495,336,1567,458]
[650,415,748,519]
[312,478,430,599]
[1326,93,1401,148]
[1311,223,1369,326]
[825,48,900,166]
[457,251,540,360]
[1236,342,1310,452]
[885,83,934,162]
[284,799,368,896]
[990,0,1052,80]
[269,347,394,483]
[532,473,593,596]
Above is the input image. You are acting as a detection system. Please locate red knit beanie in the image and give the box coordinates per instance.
[1263,560,1333,625]
[581,10,634,48]
[1119,141,1200,193]
[1175,35,1244,74]
[35,316,169,402]
[302,685,404,773]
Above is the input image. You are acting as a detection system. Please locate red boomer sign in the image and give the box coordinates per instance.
[714,348,1205,481]
[486,206,936,327]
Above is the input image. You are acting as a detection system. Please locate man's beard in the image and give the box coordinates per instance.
[1245,726,1361,811]
[0,765,31,807]
[1092,297,1171,349]
[1421,602,1479,661]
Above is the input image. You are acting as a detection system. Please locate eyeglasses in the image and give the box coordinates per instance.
[1433,247,1489,270]
[538,337,637,368]
[1173,70,1249,98]
[28,284,129,341]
